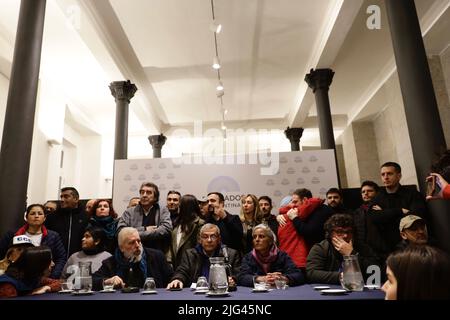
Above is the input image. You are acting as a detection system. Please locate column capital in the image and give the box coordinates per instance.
[284,127,303,151]
[304,68,334,93]
[109,80,137,102]
[148,134,167,149]
[284,127,304,140]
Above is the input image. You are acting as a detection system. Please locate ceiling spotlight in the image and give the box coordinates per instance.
[221,123,227,130]
[216,81,224,91]
[210,20,222,33]
[212,56,221,69]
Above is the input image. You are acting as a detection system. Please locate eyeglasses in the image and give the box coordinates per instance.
[200,234,218,241]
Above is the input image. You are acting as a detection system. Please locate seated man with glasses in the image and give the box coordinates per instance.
[306,214,378,284]
[166,223,241,289]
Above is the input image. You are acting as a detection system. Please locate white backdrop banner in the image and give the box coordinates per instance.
[113,150,338,216]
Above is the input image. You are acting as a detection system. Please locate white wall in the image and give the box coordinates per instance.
[0,72,9,144]
[372,73,418,186]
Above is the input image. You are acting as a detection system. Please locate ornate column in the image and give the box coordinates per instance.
[305,68,340,187]
[284,127,303,151]
[109,80,137,160]
[0,0,47,236]
[148,134,167,158]
[304,69,335,150]
[386,0,450,253]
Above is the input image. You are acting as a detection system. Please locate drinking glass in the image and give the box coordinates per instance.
[143,277,156,292]
[102,279,114,291]
[196,276,209,291]
[253,276,267,291]
[275,278,287,290]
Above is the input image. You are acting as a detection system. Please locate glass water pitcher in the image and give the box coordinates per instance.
[208,257,228,294]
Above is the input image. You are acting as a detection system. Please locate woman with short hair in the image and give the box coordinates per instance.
[61,226,112,279]
[237,224,304,287]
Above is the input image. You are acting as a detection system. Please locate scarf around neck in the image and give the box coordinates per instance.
[252,244,279,274]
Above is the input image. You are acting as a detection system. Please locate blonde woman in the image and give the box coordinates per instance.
[239,194,263,253]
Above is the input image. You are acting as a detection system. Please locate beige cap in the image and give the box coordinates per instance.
[399,215,423,232]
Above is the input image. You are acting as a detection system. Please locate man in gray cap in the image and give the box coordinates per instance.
[397,215,428,250]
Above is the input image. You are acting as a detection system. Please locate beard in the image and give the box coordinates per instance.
[123,243,143,263]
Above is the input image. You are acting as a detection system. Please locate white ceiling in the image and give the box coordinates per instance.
[0,0,448,147]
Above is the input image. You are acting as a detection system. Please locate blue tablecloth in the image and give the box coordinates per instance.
[10,284,384,301]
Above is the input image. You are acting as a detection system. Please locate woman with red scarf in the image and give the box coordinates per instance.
[237,224,304,287]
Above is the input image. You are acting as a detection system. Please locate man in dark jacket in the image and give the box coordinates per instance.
[367,162,427,262]
[93,227,172,290]
[204,192,243,252]
[167,223,241,289]
[45,187,88,259]
[306,214,378,284]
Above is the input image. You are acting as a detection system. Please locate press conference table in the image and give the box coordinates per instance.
[11,284,384,301]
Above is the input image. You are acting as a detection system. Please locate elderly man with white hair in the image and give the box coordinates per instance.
[92,227,172,291]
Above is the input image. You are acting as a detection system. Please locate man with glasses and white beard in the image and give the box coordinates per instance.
[93,227,172,290]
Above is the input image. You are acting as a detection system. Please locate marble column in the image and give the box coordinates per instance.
[109,80,137,160]
[0,0,47,235]
[148,134,167,158]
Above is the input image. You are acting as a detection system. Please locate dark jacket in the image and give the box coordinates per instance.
[291,204,334,246]
[237,250,304,287]
[206,211,243,252]
[92,247,173,290]
[306,239,379,284]
[0,226,67,279]
[367,185,427,259]
[352,205,384,267]
[167,217,204,270]
[171,245,241,286]
[45,205,88,259]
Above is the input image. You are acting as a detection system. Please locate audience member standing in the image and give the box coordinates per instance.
[205,192,243,252]
[239,194,263,253]
[258,196,279,237]
[368,162,427,262]
[167,195,204,269]
[166,191,181,228]
[45,187,88,259]
[88,199,118,253]
[117,182,172,253]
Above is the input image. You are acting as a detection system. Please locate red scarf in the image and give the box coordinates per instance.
[252,245,279,274]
